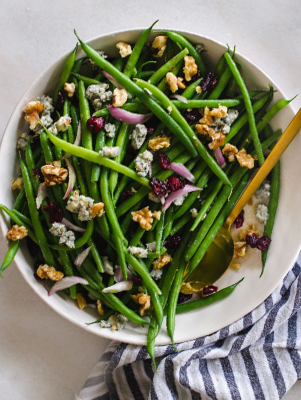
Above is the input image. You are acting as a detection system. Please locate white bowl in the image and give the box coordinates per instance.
[0,29,300,346]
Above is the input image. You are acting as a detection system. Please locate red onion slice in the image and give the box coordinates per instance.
[74,122,82,146]
[162,184,202,212]
[171,94,188,103]
[63,158,76,200]
[170,162,195,182]
[48,276,89,296]
[74,246,92,267]
[36,183,48,209]
[107,105,152,124]
[114,266,134,283]
[102,280,133,293]
[214,148,227,169]
[61,218,86,232]
[102,70,123,89]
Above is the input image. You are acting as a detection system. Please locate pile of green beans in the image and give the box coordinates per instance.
[1,22,290,363]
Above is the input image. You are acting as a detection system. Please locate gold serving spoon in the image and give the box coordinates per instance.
[183,108,301,293]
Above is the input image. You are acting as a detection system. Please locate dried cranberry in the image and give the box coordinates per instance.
[246,233,259,248]
[166,176,182,192]
[132,275,142,286]
[120,190,135,202]
[164,234,182,250]
[235,210,244,229]
[256,235,271,252]
[43,202,63,223]
[86,116,105,133]
[178,177,187,189]
[147,127,155,136]
[201,72,219,92]
[149,177,168,198]
[158,151,171,170]
[183,108,202,125]
[32,168,43,181]
[177,293,192,304]
[56,90,65,111]
[203,285,218,296]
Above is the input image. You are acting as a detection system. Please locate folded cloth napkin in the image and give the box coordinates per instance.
[78,254,301,400]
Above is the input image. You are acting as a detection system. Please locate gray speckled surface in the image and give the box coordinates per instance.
[0,1,300,398]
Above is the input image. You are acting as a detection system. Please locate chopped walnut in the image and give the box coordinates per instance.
[210,105,228,119]
[116,42,132,58]
[235,149,254,169]
[36,264,64,281]
[112,88,128,107]
[23,100,44,130]
[131,206,153,231]
[231,262,241,270]
[195,86,202,94]
[183,56,198,81]
[76,293,87,310]
[222,143,238,162]
[97,300,105,316]
[89,202,105,218]
[165,72,178,93]
[177,77,186,89]
[11,177,23,191]
[41,162,68,186]
[199,107,214,126]
[195,123,215,137]
[151,35,168,57]
[153,252,173,270]
[130,292,151,316]
[239,224,258,241]
[64,82,76,97]
[148,135,170,151]
[233,241,247,258]
[208,131,225,150]
[152,211,161,220]
[6,225,28,241]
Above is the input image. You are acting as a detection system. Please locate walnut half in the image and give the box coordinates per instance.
[36,264,64,281]
[6,225,28,241]
[41,162,68,186]
[148,135,170,151]
[131,206,153,231]
[130,292,151,316]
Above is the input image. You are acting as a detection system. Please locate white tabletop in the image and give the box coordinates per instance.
[0,1,301,399]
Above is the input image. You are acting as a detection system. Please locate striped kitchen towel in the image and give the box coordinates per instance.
[78,254,301,400]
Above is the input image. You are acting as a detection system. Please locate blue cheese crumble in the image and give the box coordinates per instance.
[100,313,128,331]
[212,109,239,135]
[48,115,71,135]
[173,193,188,206]
[255,203,269,225]
[130,124,148,149]
[88,50,107,70]
[99,146,121,158]
[104,123,116,138]
[49,222,75,248]
[66,190,95,221]
[34,95,54,134]
[190,208,198,218]
[127,246,148,258]
[255,182,271,201]
[86,83,112,111]
[17,132,32,150]
[150,268,163,281]
[101,256,115,275]
[135,150,153,177]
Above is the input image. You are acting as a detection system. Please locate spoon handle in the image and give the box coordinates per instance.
[227,108,301,227]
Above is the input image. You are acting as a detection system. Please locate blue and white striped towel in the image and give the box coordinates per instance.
[78,254,301,400]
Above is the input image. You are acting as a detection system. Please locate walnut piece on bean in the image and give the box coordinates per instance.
[210,105,227,118]
[222,143,238,162]
[148,135,170,151]
[112,88,128,107]
[208,131,225,150]
[64,82,76,97]
[41,162,68,186]
[97,300,105,316]
[195,86,202,94]
[195,123,215,137]
[177,77,186,89]
[36,264,64,281]
[235,149,254,169]
[130,292,151,316]
[11,177,23,191]
[151,35,168,57]
[198,106,214,126]
[6,225,28,241]
[153,252,173,270]
[116,42,132,58]
[233,241,247,258]
[165,72,178,93]
[152,211,161,220]
[183,56,198,81]
[23,100,44,130]
[131,206,153,231]
[89,202,105,218]
[76,293,87,310]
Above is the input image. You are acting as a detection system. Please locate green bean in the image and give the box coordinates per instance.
[120,200,144,235]
[129,226,145,247]
[224,52,264,165]
[87,239,104,273]
[155,211,165,254]
[181,77,203,99]
[135,79,232,187]
[0,240,20,276]
[162,205,174,239]
[148,48,189,85]
[157,31,206,76]
[53,43,78,106]
[91,127,106,182]
[74,32,198,157]
[13,186,26,212]
[170,210,192,236]
[172,99,240,109]
[71,72,100,85]
[19,158,57,266]
[215,52,228,77]
[93,102,149,117]
[50,220,94,251]
[12,209,33,228]
[175,278,244,314]
[261,161,280,276]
